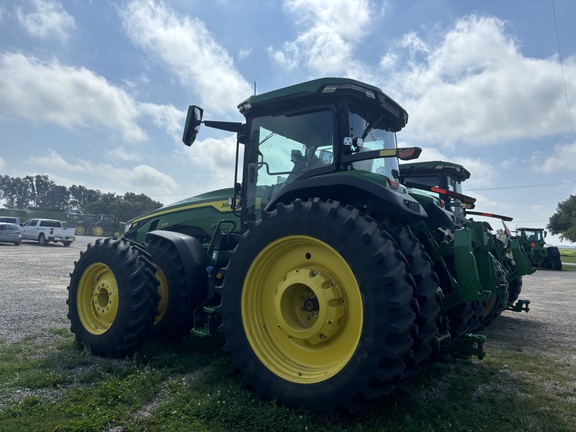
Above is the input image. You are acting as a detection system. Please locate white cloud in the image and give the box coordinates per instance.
[183,134,239,194]
[26,149,178,197]
[540,142,576,173]
[269,0,376,77]
[120,0,251,116]
[105,147,143,162]
[139,102,186,141]
[382,15,576,146]
[16,0,75,41]
[0,53,148,142]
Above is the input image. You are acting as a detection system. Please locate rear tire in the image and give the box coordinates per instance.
[473,259,509,331]
[220,198,416,414]
[145,235,207,343]
[63,241,72,247]
[386,221,441,378]
[92,225,105,236]
[67,238,159,357]
[507,276,523,305]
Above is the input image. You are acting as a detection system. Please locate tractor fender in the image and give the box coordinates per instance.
[146,230,209,293]
[264,173,428,223]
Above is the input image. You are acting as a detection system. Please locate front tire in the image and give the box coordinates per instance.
[67,238,159,357]
[220,199,416,414]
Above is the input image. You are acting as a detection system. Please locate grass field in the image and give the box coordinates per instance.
[1,322,575,432]
[559,248,576,264]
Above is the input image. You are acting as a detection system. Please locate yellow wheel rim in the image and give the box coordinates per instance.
[154,266,169,325]
[242,235,362,384]
[76,225,85,236]
[77,263,120,335]
[93,226,104,236]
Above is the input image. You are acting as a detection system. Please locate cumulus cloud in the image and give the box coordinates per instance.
[0,53,147,142]
[182,134,240,194]
[540,142,576,173]
[381,15,576,146]
[120,0,251,116]
[269,0,377,78]
[105,147,143,162]
[26,149,178,197]
[16,0,75,41]
[139,102,186,141]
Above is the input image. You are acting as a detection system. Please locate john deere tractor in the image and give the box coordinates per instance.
[516,227,562,270]
[399,160,535,330]
[68,78,516,414]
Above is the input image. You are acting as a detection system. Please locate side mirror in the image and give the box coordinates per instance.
[397,147,422,161]
[544,231,547,238]
[182,105,204,146]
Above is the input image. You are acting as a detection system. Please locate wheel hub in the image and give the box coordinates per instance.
[92,280,115,326]
[274,267,344,345]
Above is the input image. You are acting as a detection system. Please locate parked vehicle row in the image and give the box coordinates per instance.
[0,222,22,246]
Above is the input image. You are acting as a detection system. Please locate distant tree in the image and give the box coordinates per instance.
[42,185,70,209]
[25,174,56,207]
[547,195,576,243]
[69,185,101,210]
[119,192,163,221]
[1,176,32,209]
[85,192,162,221]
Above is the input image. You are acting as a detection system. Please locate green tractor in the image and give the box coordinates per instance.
[72,213,99,236]
[399,160,535,330]
[68,78,514,414]
[516,227,562,270]
[88,214,124,237]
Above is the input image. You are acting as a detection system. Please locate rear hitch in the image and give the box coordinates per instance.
[507,299,530,313]
[437,333,487,360]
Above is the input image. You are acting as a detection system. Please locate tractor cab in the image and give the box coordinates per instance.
[184,78,424,229]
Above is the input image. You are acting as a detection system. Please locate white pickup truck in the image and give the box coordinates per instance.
[22,218,76,246]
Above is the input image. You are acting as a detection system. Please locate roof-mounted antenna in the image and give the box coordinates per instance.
[253,81,256,96]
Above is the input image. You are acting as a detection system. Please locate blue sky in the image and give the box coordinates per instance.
[0,0,575,246]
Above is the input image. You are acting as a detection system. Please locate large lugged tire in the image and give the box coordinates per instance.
[507,276,523,305]
[67,238,159,357]
[220,198,417,414]
[551,255,562,270]
[146,235,207,343]
[386,221,441,377]
[473,258,509,332]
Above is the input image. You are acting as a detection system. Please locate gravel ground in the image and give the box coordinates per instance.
[0,237,574,358]
[0,236,97,343]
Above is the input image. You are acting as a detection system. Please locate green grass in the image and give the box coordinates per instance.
[559,248,576,264]
[1,327,575,432]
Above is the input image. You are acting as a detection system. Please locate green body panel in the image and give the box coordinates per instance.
[453,228,487,302]
[124,188,238,244]
[509,237,536,277]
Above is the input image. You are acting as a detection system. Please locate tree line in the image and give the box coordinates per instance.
[0,174,163,222]
[548,194,576,243]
